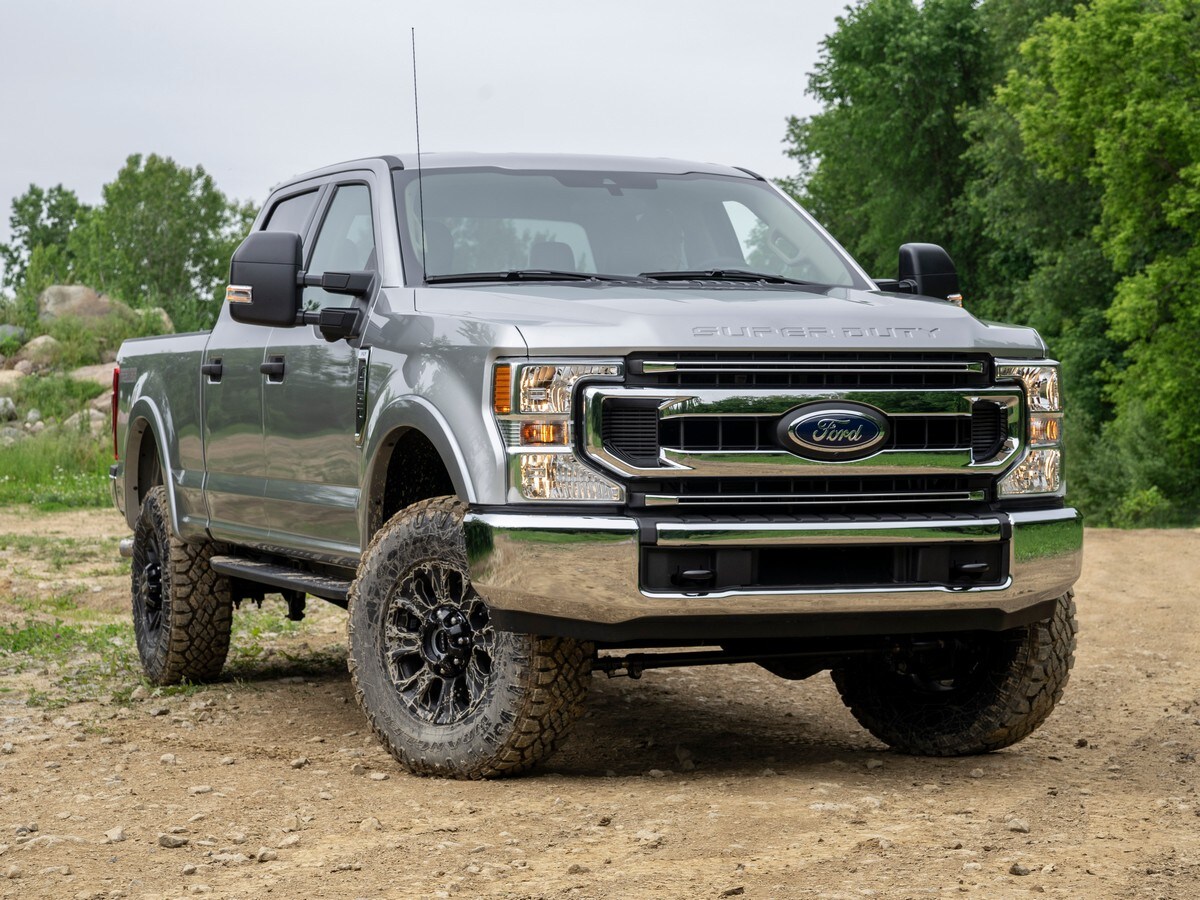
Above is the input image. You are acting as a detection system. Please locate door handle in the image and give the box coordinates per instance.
[260,356,285,381]
[201,359,223,381]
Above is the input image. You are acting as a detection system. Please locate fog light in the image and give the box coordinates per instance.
[998,448,1061,496]
[519,453,622,501]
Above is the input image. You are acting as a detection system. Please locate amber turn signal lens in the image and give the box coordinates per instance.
[520,422,568,445]
[493,365,512,414]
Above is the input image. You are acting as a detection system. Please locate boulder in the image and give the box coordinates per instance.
[145,307,175,333]
[14,335,61,370]
[0,397,15,421]
[0,370,24,390]
[37,285,133,323]
[13,359,34,376]
[0,324,26,344]
[0,426,25,447]
[63,408,108,436]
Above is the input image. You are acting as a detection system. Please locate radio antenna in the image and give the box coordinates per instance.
[411,27,427,282]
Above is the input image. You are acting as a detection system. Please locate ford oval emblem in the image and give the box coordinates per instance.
[778,402,889,461]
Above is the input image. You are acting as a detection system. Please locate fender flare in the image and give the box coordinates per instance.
[123,397,181,534]
[359,395,477,538]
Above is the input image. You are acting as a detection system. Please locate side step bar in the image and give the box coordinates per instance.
[209,556,352,604]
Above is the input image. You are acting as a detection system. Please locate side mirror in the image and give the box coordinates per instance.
[898,243,959,301]
[227,232,302,327]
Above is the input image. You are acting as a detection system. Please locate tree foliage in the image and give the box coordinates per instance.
[1,154,252,332]
[785,0,1200,525]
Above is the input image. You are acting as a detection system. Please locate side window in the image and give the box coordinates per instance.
[303,185,376,311]
[263,190,319,234]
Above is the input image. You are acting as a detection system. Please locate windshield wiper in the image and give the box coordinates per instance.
[425,269,643,284]
[640,268,820,287]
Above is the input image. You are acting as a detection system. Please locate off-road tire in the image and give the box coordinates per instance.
[347,496,593,779]
[831,591,1077,755]
[130,486,233,685]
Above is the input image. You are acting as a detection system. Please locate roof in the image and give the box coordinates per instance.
[275,152,757,191]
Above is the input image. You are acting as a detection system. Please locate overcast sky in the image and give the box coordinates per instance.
[0,0,851,251]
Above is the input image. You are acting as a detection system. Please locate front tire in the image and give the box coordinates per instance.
[831,592,1077,755]
[130,486,233,685]
[347,497,593,779]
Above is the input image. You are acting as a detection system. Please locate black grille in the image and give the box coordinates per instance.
[660,414,972,453]
[601,400,660,467]
[630,474,993,507]
[642,542,1007,591]
[971,401,1008,461]
[628,351,991,390]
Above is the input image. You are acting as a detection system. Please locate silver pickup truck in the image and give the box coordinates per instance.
[110,152,1081,778]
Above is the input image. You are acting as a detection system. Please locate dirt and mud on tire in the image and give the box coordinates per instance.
[130,485,233,685]
[347,496,593,779]
[832,591,1077,755]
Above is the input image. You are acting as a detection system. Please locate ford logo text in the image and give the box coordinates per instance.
[778,402,889,461]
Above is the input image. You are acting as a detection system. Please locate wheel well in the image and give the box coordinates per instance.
[370,429,457,536]
[130,419,164,512]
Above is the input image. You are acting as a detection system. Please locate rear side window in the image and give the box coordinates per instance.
[264,190,319,234]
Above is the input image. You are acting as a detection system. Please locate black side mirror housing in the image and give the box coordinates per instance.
[898,243,959,301]
[227,232,303,327]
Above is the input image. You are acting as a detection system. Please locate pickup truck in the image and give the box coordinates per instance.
[111,152,1081,778]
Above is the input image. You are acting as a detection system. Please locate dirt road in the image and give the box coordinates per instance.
[1,509,1198,899]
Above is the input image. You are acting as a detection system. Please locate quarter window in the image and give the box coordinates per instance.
[263,190,319,235]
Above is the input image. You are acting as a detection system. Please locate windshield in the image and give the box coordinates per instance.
[392,168,868,288]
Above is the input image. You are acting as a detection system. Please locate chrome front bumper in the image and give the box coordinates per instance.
[464,507,1082,639]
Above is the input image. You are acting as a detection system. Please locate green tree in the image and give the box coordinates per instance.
[1002,0,1200,523]
[0,184,87,292]
[781,0,992,282]
[69,154,255,331]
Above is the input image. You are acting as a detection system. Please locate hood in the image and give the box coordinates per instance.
[414,282,1047,357]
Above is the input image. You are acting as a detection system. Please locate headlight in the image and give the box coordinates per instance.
[996,362,1064,497]
[493,360,624,502]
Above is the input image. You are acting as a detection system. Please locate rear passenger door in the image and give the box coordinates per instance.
[260,179,378,562]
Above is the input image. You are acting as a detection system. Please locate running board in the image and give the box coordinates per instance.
[209,556,351,604]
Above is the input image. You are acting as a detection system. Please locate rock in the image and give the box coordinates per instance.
[0,425,26,447]
[969,768,985,778]
[13,359,33,375]
[37,285,132,323]
[218,756,235,766]
[277,834,300,848]
[160,753,176,765]
[0,370,24,391]
[182,864,197,875]
[4,864,22,879]
[14,334,61,370]
[105,826,126,843]
[634,830,664,848]
[1007,818,1031,834]
[566,863,590,875]
[358,817,382,832]
[289,757,309,769]
[1,742,13,754]
[350,763,367,776]
[188,785,212,795]
[0,324,26,344]
[146,307,175,333]
[865,758,884,770]
[212,852,251,866]
[647,769,667,779]
[369,771,389,781]
[63,408,107,436]
[158,833,189,848]
[1010,863,1031,876]
[0,397,15,420]
[71,363,119,388]
[318,791,333,800]
[148,706,170,717]
[129,685,148,701]
[1075,738,1089,748]
[256,847,278,862]
[721,889,745,898]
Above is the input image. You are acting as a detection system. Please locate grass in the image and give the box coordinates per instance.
[9,373,108,421]
[0,428,111,510]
